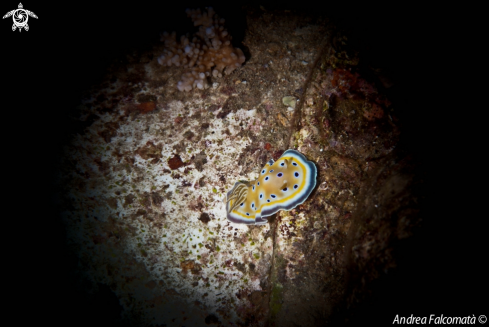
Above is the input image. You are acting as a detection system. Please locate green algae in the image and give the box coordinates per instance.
[270,282,284,317]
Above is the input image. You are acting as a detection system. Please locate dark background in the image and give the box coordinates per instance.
[2,1,484,326]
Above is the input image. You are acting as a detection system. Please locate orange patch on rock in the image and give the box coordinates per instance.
[174,116,183,124]
[332,68,358,93]
[180,260,195,271]
[180,260,201,275]
[363,104,384,121]
[137,102,156,114]
[168,154,185,170]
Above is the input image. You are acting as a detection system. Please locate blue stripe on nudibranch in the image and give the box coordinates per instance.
[226,149,317,225]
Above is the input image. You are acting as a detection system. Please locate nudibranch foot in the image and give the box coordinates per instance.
[226,149,317,225]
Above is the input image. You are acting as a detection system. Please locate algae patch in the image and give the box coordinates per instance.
[270,282,284,317]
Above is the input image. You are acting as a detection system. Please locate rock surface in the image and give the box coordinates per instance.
[54,5,427,327]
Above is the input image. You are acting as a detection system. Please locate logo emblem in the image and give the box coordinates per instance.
[3,3,38,32]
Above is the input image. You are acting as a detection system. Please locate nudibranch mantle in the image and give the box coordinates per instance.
[226,149,317,224]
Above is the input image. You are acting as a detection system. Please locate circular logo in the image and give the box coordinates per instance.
[13,9,27,27]
[480,315,487,324]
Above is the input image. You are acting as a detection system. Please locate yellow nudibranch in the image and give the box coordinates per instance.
[226,149,317,224]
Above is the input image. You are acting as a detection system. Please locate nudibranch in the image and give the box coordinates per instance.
[226,149,317,224]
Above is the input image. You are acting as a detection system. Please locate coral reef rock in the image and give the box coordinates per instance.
[157,7,246,92]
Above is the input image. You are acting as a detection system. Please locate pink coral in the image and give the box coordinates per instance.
[157,7,246,92]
